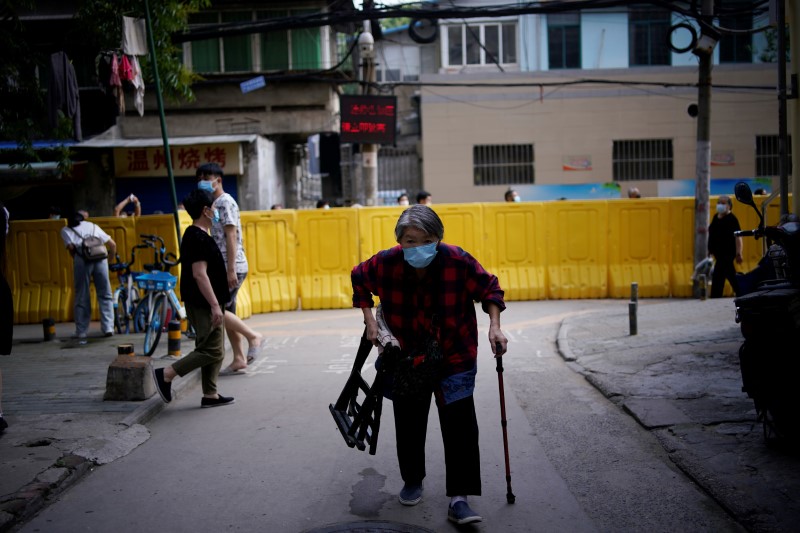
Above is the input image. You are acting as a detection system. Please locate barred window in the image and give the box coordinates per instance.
[473,144,534,186]
[756,135,792,176]
[613,139,673,181]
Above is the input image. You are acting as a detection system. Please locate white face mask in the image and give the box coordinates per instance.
[399,200,409,206]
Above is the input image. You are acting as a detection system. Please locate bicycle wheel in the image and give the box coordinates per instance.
[133,296,149,333]
[143,294,167,357]
[114,290,129,334]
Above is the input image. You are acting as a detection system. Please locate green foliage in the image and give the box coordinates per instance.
[74,0,211,103]
[758,27,790,64]
[381,17,411,31]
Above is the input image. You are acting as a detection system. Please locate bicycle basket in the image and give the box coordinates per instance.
[135,271,177,291]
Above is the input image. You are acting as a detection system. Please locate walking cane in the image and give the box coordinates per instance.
[496,342,516,504]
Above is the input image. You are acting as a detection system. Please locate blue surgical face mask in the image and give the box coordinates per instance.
[513,196,521,203]
[212,208,220,224]
[198,180,215,192]
[716,203,727,214]
[403,242,438,268]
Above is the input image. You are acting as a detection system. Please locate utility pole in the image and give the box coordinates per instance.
[790,0,800,216]
[359,22,378,206]
[777,0,790,216]
[692,0,715,298]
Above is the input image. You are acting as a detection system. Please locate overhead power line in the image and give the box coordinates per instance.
[172,0,770,43]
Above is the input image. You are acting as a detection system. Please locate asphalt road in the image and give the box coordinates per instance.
[19,301,742,532]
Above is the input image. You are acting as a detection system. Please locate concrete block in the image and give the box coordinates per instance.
[103,354,155,401]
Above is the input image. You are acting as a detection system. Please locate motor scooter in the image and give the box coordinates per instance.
[732,181,800,445]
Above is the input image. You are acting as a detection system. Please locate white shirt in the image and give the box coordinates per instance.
[60,221,110,248]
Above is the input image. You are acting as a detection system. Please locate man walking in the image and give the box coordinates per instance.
[708,195,743,297]
[153,189,234,408]
[196,163,263,374]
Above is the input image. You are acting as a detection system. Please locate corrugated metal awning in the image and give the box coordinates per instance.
[75,134,259,148]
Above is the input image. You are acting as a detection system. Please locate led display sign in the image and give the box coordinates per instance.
[339,94,397,144]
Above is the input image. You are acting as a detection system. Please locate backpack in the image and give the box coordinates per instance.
[69,226,108,262]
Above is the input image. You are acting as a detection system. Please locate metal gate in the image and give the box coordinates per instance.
[340,143,422,206]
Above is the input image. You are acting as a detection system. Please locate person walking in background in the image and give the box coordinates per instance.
[114,194,142,217]
[708,195,743,298]
[351,205,508,525]
[196,163,263,375]
[60,210,116,344]
[416,191,432,205]
[0,201,12,433]
[504,189,520,202]
[152,189,234,408]
[627,187,641,199]
[397,193,410,206]
[316,199,330,209]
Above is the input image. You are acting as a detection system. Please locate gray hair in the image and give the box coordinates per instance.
[395,205,444,241]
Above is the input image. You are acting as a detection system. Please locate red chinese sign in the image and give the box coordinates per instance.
[340,95,397,145]
[114,144,240,177]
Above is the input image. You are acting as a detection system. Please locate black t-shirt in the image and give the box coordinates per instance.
[180,225,230,309]
[708,213,741,260]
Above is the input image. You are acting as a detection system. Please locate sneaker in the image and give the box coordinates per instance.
[77,337,88,346]
[103,331,114,337]
[398,482,423,506]
[152,367,172,403]
[201,395,235,408]
[448,501,482,525]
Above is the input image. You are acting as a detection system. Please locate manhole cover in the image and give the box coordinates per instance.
[303,521,436,533]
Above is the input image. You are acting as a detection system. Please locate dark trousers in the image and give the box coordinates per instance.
[393,394,481,497]
[711,257,739,298]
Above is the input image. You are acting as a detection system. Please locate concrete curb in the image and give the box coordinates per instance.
[0,368,200,533]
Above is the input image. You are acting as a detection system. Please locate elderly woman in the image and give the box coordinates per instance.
[351,204,508,525]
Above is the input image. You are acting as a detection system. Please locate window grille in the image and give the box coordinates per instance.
[756,135,792,177]
[473,144,534,186]
[612,139,673,181]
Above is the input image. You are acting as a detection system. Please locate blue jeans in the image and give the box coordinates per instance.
[72,255,113,336]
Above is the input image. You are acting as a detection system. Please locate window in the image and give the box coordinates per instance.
[613,139,673,180]
[548,13,581,69]
[187,9,323,73]
[473,144,534,186]
[628,7,671,66]
[756,135,792,176]
[446,23,517,67]
[718,1,753,63]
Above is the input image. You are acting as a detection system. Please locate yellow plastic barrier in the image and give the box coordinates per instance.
[296,208,360,310]
[607,199,671,298]
[544,200,608,299]
[481,202,547,301]
[241,210,298,313]
[357,205,406,261]
[8,219,72,323]
[432,204,486,264]
[668,198,696,298]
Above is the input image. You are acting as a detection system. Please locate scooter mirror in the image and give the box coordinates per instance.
[734,181,755,208]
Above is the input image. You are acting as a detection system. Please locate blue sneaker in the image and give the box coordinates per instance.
[448,501,482,525]
[398,482,423,506]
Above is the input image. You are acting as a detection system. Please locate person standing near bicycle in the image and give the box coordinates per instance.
[60,210,116,344]
[196,163,263,375]
[153,189,235,408]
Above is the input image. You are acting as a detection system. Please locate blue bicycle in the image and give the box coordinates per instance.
[131,234,187,357]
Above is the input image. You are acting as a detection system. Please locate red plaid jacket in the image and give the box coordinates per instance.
[351,242,505,377]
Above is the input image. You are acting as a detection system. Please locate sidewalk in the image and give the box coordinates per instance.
[1,300,798,532]
[557,297,800,533]
[0,322,199,531]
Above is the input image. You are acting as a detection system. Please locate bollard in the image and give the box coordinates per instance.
[42,318,56,341]
[167,320,181,358]
[180,317,188,333]
[118,344,135,357]
[629,302,638,336]
[630,282,638,303]
[699,274,707,300]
